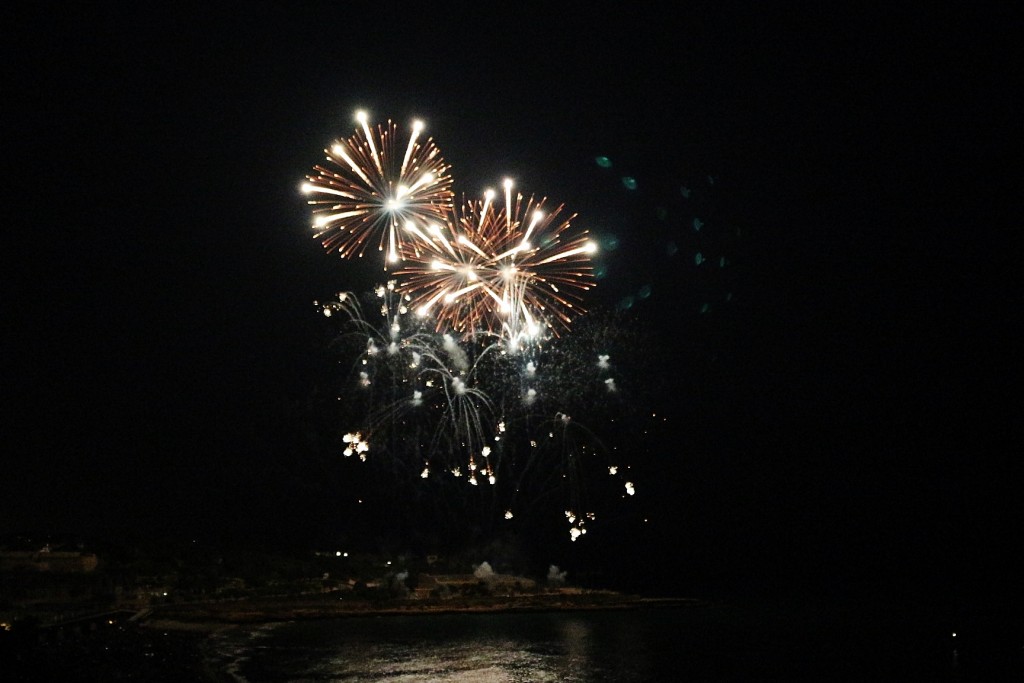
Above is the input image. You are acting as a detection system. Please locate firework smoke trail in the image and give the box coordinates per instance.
[302,112,454,267]
[396,179,598,345]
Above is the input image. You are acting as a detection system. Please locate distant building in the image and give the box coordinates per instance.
[0,551,99,573]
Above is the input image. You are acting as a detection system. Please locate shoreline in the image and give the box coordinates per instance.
[139,591,711,629]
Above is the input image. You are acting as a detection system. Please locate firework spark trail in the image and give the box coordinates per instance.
[318,285,637,535]
[396,180,598,343]
[480,341,630,540]
[302,112,454,266]
[320,286,506,482]
[320,288,415,463]
[414,336,501,481]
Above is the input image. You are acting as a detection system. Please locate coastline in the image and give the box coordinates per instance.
[141,590,709,627]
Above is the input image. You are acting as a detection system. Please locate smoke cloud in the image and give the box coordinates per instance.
[547,565,567,585]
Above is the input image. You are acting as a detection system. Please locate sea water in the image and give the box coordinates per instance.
[203,602,1021,681]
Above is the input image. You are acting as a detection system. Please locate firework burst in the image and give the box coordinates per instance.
[301,113,651,544]
[396,179,598,344]
[302,111,454,266]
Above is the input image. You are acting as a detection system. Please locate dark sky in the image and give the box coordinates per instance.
[3,3,1018,600]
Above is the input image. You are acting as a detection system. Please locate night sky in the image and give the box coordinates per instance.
[4,3,1018,602]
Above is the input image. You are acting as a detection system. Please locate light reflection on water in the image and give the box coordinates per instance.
[205,604,1018,682]
[212,610,661,682]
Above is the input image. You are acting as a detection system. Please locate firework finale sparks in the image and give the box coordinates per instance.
[302,112,654,543]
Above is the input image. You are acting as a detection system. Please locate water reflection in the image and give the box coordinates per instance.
[310,627,600,682]
[211,605,1022,682]
[224,611,666,682]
